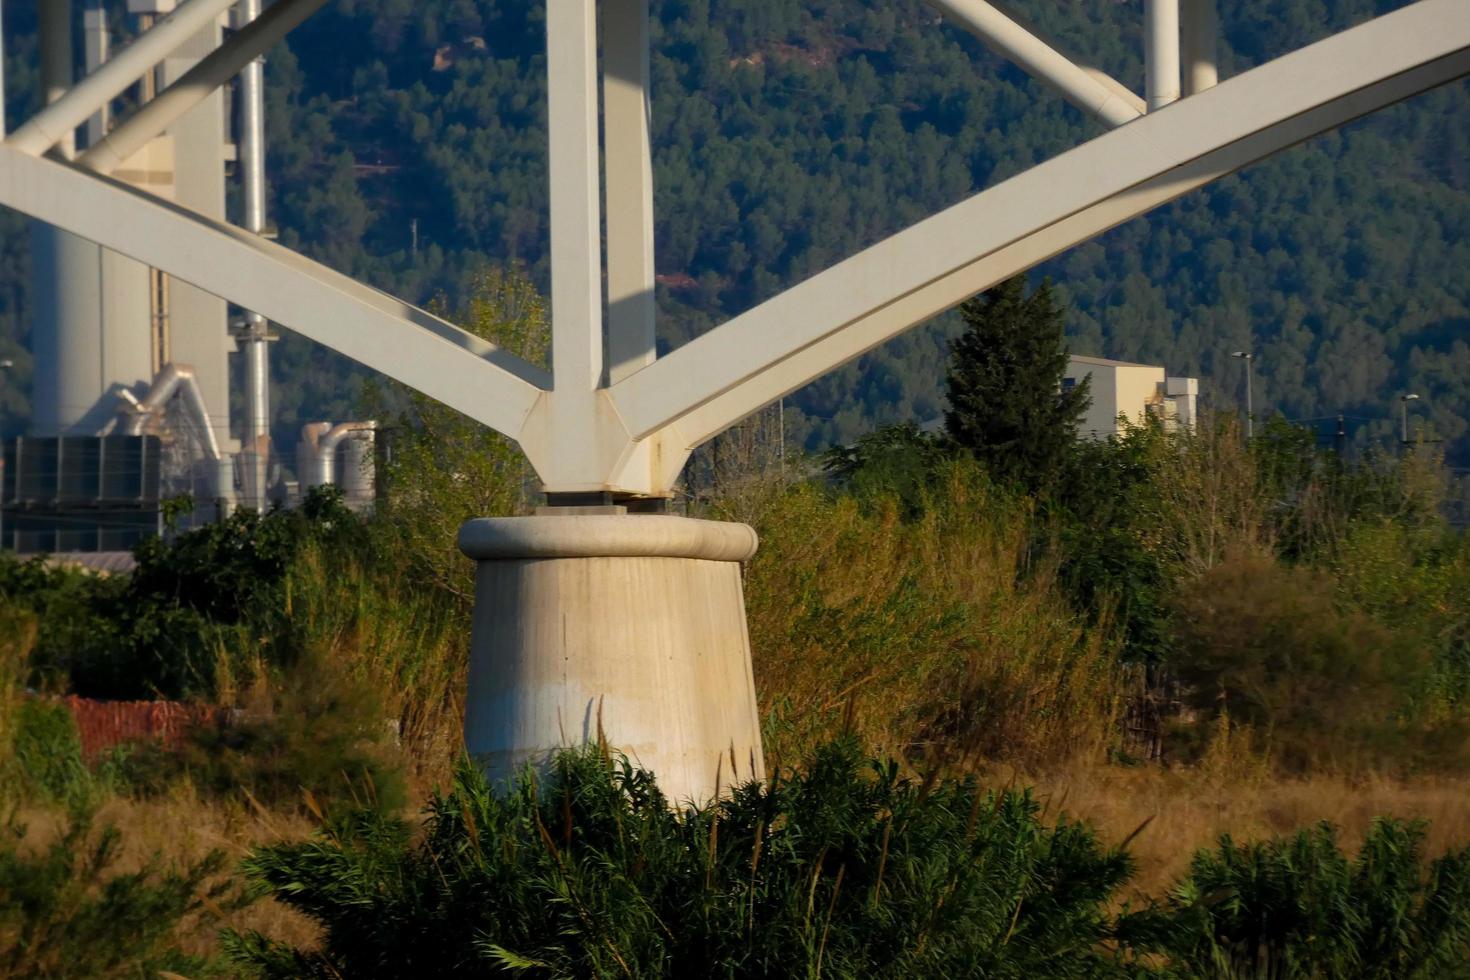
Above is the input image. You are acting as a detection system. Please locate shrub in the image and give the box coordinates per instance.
[0,811,243,978]
[116,653,407,820]
[227,740,1135,978]
[1166,554,1445,772]
[10,700,94,811]
[1118,818,1470,978]
[746,466,1124,769]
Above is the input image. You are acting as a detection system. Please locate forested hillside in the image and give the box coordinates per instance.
[1,0,1468,462]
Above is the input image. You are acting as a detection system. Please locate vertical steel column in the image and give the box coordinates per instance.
[543,0,604,486]
[1,0,8,136]
[1145,0,1181,111]
[1181,0,1219,95]
[82,0,109,146]
[603,0,656,385]
[39,0,77,158]
[235,0,272,509]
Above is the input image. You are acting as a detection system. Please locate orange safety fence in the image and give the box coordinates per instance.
[57,695,232,759]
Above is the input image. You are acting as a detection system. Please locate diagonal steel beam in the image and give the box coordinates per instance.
[606,0,1470,446]
[0,145,549,439]
[927,0,1142,128]
[5,0,239,156]
[668,49,1470,450]
[80,0,329,175]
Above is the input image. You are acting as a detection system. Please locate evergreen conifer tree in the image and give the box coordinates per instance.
[943,274,1090,494]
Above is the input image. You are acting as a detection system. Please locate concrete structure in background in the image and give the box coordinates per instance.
[2,0,1466,802]
[460,515,764,804]
[1066,355,1199,438]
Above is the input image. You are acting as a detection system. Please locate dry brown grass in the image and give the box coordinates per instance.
[746,471,1126,770]
[1021,764,1470,898]
[12,787,321,959]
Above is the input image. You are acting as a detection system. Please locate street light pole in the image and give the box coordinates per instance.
[1232,350,1255,438]
[1400,393,1419,445]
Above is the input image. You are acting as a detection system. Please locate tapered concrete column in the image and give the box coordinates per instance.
[459,515,765,805]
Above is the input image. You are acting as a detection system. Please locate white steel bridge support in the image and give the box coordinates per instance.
[1,0,1466,801]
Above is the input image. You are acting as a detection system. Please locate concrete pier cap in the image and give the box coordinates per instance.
[458,514,766,807]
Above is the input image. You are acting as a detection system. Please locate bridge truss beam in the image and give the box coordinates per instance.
[0,0,1465,497]
[609,0,1470,474]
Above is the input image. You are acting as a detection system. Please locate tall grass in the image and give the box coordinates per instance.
[282,540,470,783]
[745,462,1125,770]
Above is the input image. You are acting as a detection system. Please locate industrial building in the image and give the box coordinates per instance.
[0,0,374,554]
[1064,355,1199,439]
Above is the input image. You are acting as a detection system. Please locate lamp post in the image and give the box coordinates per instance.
[1231,350,1255,438]
[1400,393,1420,445]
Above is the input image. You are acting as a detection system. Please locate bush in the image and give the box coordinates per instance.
[227,740,1135,978]
[10,700,93,810]
[3,487,366,702]
[1166,553,1447,772]
[0,811,243,978]
[746,467,1124,769]
[116,653,406,819]
[1118,818,1470,978]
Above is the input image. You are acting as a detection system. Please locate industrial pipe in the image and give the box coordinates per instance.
[1145,0,1182,111]
[119,362,223,462]
[79,0,328,175]
[7,0,239,156]
[296,422,332,492]
[927,0,1142,128]
[314,421,376,487]
[237,0,271,511]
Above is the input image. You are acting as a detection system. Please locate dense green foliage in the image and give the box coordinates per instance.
[231,743,1470,979]
[1118,819,1470,978]
[3,0,1469,467]
[0,487,362,701]
[230,740,1134,978]
[0,812,238,979]
[944,275,1092,494]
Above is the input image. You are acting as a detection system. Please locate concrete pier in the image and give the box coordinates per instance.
[458,515,765,805]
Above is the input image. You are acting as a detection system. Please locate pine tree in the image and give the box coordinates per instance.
[943,274,1090,494]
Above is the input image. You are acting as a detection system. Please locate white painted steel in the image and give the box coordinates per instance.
[1146,0,1181,111]
[80,0,326,175]
[1182,0,1219,95]
[4,0,1466,497]
[526,0,612,492]
[600,0,660,494]
[603,0,657,384]
[0,0,7,137]
[83,0,109,147]
[461,515,765,805]
[30,225,155,435]
[666,50,1470,450]
[7,0,238,156]
[160,20,233,451]
[38,0,76,159]
[667,50,1470,450]
[0,146,550,439]
[927,0,1142,128]
[608,0,1470,451]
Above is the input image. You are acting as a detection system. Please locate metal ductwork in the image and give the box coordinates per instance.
[297,421,377,509]
[115,363,234,511]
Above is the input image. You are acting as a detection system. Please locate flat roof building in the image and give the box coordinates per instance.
[1065,355,1198,439]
